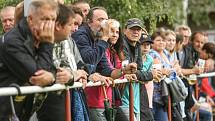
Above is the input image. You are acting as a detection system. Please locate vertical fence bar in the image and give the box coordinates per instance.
[65,89,71,121]
[168,96,172,121]
[129,82,134,121]
[195,80,199,121]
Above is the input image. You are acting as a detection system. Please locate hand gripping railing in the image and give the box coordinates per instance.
[0,72,215,121]
[0,79,128,96]
[0,79,129,121]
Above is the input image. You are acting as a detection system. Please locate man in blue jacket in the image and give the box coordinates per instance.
[72,7,137,83]
[72,7,137,121]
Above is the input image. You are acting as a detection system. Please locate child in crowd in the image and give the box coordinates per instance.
[140,33,155,121]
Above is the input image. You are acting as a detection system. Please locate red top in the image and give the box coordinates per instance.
[85,48,122,108]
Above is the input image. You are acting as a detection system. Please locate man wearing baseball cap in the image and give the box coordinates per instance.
[115,18,160,121]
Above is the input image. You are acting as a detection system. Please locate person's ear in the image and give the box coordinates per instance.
[27,15,33,25]
[55,21,61,31]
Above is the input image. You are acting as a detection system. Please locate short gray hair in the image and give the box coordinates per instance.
[27,0,58,16]
[0,6,15,19]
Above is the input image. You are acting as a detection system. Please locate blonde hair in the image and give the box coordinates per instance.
[165,29,176,38]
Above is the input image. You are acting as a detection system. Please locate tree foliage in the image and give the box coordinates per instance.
[0,0,21,8]
[89,0,184,33]
[0,0,214,33]
[188,0,215,29]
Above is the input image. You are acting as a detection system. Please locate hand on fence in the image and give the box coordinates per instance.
[192,67,204,75]
[30,70,55,86]
[151,69,162,82]
[56,68,73,84]
[124,74,137,82]
[72,70,88,82]
[123,62,137,74]
[79,78,87,89]
[88,73,112,86]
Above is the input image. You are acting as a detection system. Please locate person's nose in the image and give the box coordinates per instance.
[5,20,11,25]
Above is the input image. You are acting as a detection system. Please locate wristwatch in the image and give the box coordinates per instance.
[66,73,74,86]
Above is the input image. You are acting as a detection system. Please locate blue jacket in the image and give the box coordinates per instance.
[72,25,113,76]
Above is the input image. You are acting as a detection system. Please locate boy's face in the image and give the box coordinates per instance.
[141,42,151,55]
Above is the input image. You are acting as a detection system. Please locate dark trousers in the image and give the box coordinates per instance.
[152,103,168,121]
[140,84,154,121]
[37,91,66,121]
[0,94,34,121]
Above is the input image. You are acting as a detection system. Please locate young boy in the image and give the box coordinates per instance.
[140,34,155,121]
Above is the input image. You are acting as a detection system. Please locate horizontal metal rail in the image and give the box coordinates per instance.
[0,79,128,96]
[0,72,214,97]
[197,72,215,78]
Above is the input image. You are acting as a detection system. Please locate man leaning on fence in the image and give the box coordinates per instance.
[36,3,96,121]
[0,0,58,121]
[72,7,138,121]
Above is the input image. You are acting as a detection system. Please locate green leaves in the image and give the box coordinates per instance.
[188,0,215,29]
[90,0,183,33]
[0,0,214,33]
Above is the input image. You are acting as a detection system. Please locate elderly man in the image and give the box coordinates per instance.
[36,4,92,121]
[0,0,58,120]
[115,18,160,121]
[0,6,15,33]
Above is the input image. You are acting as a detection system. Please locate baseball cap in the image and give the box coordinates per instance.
[140,34,153,44]
[125,18,144,29]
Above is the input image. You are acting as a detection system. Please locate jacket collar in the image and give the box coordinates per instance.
[18,18,35,56]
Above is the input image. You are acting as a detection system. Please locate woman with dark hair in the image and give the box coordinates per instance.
[200,42,215,60]
[149,30,170,121]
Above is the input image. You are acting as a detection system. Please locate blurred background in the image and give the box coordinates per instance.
[0,0,214,41]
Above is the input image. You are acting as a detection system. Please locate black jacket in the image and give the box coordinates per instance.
[123,37,154,121]
[123,36,153,81]
[0,18,55,120]
[179,44,199,69]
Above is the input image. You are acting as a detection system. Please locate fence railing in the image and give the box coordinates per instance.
[0,78,129,96]
[0,72,214,121]
[0,72,214,96]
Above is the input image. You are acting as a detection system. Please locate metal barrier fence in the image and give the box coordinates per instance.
[0,72,215,121]
[1,72,214,96]
[0,79,129,96]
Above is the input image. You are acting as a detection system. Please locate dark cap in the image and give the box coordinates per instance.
[140,34,153,44]
[125,18,144,29]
